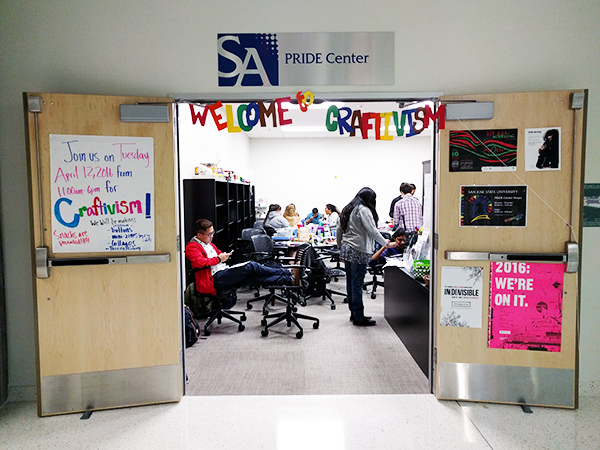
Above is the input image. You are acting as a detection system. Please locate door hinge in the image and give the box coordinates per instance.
[433,232,438,250]
[433,347,437,367]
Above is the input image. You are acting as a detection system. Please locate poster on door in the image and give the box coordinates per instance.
[524,127,561,171]
[449,129,517,172]
[50,134,155,253]
[440,266,483,328]
[460,185,527,227]
[488,261,564,352]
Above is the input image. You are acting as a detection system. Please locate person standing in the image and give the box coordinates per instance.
[337,187,388,326]
[393,182,423,232]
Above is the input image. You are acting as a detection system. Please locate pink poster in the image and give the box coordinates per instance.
[488,262,564,352]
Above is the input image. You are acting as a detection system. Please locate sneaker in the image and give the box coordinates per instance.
[350,315,372,322]
[353,318,377,326]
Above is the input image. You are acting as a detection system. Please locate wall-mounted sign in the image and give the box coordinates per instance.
[488,261,564,352]
[525,127,561,171]
[450,129,517,172]
[440,266,483,328]
[50,135,155,253]
[583,183,600,227]
[218,32,394,87]
[460,185,527,227]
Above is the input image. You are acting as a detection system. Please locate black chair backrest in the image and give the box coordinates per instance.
[263,225,276,237]
[241,227,265,241]
[254,220,264,229]
[381,231,392,240]
[250,233,274,254]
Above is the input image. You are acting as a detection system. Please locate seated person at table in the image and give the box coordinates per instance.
[185,218,294,295]
[371,228,407,266]
[283,203,301,227]
[264,204,292,230]
[304,207,323,225]
[324,204,340,228]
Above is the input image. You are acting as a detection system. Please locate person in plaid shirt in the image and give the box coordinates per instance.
[393,182,423,232]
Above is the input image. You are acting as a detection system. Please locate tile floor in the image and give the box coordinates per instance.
[1,394,599,449]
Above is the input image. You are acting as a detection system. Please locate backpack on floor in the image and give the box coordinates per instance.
[184,305,201,348]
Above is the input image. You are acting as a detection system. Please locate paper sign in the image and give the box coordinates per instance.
[525,127,561,171]
[488,261,564,352]
[450,129,517,172]
[440,266,483,328]
[50,134,155,253]
[460,185,527,227]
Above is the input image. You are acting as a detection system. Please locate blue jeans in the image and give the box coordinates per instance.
[344,261,368,321]
[213,261,293,291]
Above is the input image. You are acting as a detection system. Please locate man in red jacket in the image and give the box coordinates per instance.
[185,218,294,295]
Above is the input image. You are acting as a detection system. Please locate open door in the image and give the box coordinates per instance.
[24,93,181,416]
[435,90,586,408]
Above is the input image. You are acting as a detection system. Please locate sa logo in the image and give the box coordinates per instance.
[217,34,279,87]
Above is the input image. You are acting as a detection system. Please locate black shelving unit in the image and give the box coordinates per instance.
[183,178,255,251]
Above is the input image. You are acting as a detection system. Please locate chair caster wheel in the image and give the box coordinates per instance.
[296,331,303,339]
[313,322,319,329]
[261,329,269,337]
[292,306,298,312]
[331,304,336,310]
[371,293,377,299]
[343,299,348,303]
[362,286,367,291]
[254,291,260,297]
[246,303,253,310]
[204,329,211,337]
[241,315,247,322]
[261,319,267,326]
[238,324,245,332]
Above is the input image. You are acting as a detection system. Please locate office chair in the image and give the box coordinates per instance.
[232,227,266,265]
[260,286,319,339]
[187,269,247,336]
[298,243,346,310]
[363,231,392,299]
[363,261,385,299]
[263,225,276,237]
[245,233,295,312]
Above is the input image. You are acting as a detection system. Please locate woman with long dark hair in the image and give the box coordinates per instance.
[324,203,340,227]
[263,204,291,229]
[337,187,388,326]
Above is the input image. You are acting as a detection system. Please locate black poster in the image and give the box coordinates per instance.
[460,186,527,227]
[583,183,600,227]
[450,129,518,172]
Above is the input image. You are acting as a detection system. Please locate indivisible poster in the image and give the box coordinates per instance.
[525,127,561,171]
[50,134,155,253]
[488,261,564,352]
[440,266,483,328]
[583,183,600,227]
[460,185,527,227]
[449,129,517,172]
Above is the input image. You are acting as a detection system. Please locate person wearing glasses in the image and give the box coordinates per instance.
[185,218,295,296]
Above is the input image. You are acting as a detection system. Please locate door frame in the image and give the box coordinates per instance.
[172,91,442,395]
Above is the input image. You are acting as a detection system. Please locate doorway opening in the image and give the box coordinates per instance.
[174,94,438,396]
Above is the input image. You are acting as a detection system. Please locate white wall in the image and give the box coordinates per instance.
[1,0,599,399]
[177,104,252,180]
[249,136,431,225]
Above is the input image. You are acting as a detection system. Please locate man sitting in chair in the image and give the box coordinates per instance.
[185,218,295,295]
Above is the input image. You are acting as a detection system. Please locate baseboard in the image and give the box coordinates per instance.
[8,385,36,402]
[579,381,600,397]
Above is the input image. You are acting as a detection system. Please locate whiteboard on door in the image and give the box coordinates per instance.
[50,134,155,253]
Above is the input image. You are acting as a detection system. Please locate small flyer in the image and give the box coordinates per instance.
[449,129,518,172]
[488,261,564,352]
[524,127,561,171]
[460,185,527,227]
[440,266,483,328]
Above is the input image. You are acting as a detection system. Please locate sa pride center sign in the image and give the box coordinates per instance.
[218,32,394,87]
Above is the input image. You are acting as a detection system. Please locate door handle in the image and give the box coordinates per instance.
[444,242,579,273]
[35,247,170,279]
